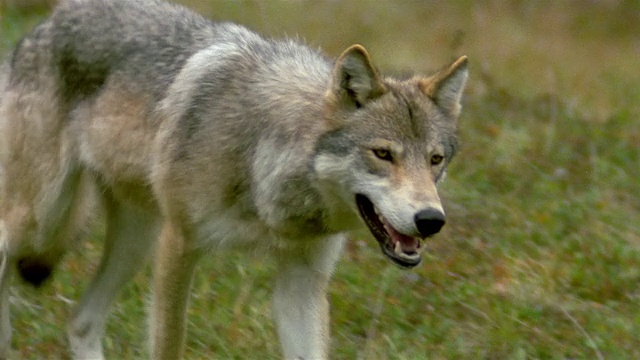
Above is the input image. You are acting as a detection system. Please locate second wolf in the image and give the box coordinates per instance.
[0,0,468,359]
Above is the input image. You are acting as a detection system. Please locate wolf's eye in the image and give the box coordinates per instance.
[430,154,444,166]
[373,149,393,162]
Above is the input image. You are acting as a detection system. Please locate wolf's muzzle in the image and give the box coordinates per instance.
[414,208,445,238]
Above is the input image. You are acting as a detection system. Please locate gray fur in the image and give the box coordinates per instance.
[0,0,468,359]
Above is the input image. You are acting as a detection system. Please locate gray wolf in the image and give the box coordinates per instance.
[0,0,468,358]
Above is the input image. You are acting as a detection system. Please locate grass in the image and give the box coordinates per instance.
[2,1,640,359]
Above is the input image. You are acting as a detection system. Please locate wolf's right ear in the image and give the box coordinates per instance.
[328,45,386,109]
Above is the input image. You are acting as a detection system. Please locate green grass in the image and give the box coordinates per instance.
[2,1,640,359]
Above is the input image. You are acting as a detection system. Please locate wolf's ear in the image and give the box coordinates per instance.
[329,45,386,108]
[420,56,468,117]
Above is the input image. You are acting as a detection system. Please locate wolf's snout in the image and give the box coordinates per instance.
[414,208,445,238]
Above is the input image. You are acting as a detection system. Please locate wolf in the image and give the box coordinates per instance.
[0,0,468,359]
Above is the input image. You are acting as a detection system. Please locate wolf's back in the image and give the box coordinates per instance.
[12,0,223,103]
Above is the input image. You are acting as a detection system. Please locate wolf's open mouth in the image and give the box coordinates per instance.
[355,194,422,268]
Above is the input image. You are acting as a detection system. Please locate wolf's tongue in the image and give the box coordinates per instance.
[384,222,420,254]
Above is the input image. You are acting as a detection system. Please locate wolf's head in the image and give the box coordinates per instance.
[314,45,468,268]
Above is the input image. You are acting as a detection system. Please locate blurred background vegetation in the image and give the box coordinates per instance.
[1,0,639,359]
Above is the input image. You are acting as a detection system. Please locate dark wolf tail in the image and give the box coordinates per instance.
[17,256,54,287]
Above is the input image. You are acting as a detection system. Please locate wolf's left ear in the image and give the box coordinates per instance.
[329,45,386,108]
[420,56,468,117]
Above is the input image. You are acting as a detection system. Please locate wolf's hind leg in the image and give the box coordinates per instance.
[68,197,159,360]
[0,168,88,358]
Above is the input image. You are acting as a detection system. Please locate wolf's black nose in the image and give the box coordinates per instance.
[414,208,446,238]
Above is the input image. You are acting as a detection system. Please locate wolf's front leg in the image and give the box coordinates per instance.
[150,221,201,360]
[273,235,346,360]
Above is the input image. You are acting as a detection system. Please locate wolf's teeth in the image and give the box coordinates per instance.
[374,207,383,221]
[394,241,402,255]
